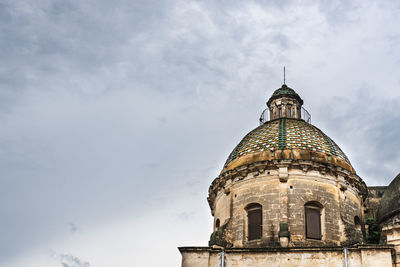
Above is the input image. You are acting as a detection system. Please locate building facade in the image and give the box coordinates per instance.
[179,84,399,266]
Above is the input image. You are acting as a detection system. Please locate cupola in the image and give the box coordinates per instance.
[267,84,303,120]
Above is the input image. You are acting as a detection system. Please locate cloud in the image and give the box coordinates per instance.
[51,251,90,267]
[317,88,400,185]
[176,211,196,221]
[68,223,79,234]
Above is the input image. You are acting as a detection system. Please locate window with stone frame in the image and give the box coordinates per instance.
[246,203,262,241]
[305,202,322,240]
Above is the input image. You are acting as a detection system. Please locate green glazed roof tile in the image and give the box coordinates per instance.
[225,118,351,166]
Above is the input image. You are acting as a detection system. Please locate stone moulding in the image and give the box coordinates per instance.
[207,157,367,214]
[178,244,394,253]
[222,149,355,175]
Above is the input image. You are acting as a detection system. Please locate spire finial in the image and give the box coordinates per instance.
[283,66,286,85]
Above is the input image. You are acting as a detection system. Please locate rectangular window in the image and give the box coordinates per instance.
[305,207,321,239]
[248,209,262,240]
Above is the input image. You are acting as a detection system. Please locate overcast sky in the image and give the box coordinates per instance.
[1,0,400,266]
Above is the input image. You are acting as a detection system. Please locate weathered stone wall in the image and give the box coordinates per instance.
[287,171,341,246]
[211,166,364,247]
[214,185,231,229]
[341,185,364,244]
[179,246,394,267]
[366,186,387,218]
[229,170,280,247]
[381,214,400,266]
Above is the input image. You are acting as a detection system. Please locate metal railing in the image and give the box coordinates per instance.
[259,108,269,125]
[302,107,311,123]
[259,107,311,125]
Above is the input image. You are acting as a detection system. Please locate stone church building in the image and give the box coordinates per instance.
[179,84,400,266]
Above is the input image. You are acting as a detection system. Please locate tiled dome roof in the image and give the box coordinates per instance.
[224,118,351,172]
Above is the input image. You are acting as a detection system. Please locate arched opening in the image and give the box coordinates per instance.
[215,218,220,228]
[245,203,262,241]
[354,216,361,231]
[305,202,323,240]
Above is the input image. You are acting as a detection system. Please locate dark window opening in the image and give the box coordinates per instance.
[246,203,262,241]
[215,219,220,228]
[354,216,361,230]
[305,202,322,240]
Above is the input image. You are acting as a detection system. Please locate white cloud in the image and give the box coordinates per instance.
[53,252,91,267]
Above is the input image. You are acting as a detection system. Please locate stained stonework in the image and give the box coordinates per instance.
[381,214,400,267]
[377,174,400,224]
[179,246,394,267]
[366,186,387,218]
[209,161,365,248]
[378,174,400,266]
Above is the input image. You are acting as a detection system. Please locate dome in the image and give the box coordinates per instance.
[222,118,354,174]
[376,173,400,223]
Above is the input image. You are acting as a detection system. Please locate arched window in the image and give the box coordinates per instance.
[246,203,262,241]
[305,202,322,240]
[287,107,291,118]
[354,216,361,231]
[215,219,220,228]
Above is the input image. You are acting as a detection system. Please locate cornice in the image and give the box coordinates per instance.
[208,158,367,215]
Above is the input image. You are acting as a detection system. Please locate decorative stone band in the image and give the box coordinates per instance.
[208,157,367,215]
[221,149,355,175]
[178,245,394,254]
